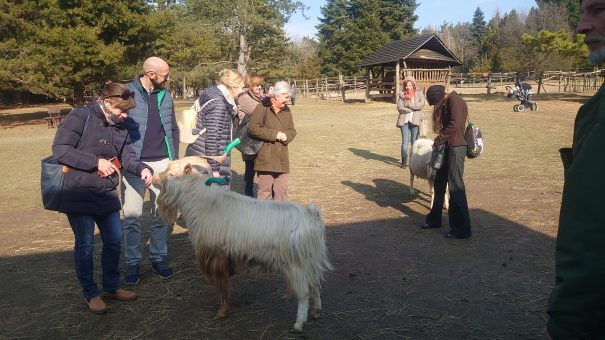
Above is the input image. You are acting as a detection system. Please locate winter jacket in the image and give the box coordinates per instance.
[397,77,425,126]
[434,91,468,148]
[126,77,179,160]
[236,90,262,161]
[546,84,605,339]
[248,97,296,173]
[52,103,149,215]
[185,85,235,175]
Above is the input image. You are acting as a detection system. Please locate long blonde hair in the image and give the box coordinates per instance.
[218,69,244,88]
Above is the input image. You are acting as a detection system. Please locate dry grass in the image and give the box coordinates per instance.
[0,92,591,338]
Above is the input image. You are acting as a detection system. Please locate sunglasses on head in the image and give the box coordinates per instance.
[107,91,135,100]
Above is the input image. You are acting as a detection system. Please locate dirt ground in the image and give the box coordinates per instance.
[0,91,590,339]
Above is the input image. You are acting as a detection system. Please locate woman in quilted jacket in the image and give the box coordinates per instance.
[396,76,425,168]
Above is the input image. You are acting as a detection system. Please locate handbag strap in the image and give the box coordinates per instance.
[75,107,92,149]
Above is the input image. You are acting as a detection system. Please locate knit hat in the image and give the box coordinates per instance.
[402,75,416,87]
[426,85,446,106]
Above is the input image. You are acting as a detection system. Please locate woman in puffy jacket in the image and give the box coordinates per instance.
[186,69,244,186]
[52,82,153,314]
[396,76,425,168]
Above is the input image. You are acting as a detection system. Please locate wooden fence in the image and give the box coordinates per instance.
[280,69,604,102]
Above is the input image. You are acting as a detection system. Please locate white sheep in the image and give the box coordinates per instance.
[408,138,449,210]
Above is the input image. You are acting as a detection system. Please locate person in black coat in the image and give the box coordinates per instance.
[52,82,153,314]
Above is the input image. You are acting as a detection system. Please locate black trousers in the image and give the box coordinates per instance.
[426,146,472,237]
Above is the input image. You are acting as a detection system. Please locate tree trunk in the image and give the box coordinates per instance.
[73,81,85,106]
[238,31,249,77]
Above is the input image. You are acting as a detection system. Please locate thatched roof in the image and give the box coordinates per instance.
[359,34,462,67]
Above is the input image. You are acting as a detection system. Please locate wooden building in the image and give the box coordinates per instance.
[359,34,462,101]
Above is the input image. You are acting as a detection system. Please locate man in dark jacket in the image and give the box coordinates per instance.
[122,57,179,285]
[546,0,605,338]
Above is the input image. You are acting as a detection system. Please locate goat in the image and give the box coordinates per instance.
[408,138,449,210]
[153,157,333,332]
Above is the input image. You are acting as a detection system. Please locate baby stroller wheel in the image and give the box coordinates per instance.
[513,105,519,112]
[517,104,525,112]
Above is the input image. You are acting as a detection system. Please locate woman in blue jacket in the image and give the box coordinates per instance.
[52,82,152,314]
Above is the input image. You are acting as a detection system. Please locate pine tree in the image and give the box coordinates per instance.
[470,6,487,47]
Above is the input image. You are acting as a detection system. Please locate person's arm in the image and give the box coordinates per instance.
[170,104,180,159]
[202,101,228,172]
[434,95,466,147]
[278,111,297,145]
[52,108,98,171]
[248,105,278,142]
[406,89,425,111]
[397,94,412,114]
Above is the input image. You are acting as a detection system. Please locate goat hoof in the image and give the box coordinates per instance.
[310,309,322,320]
[290,324,303,333]
[215,308,230,319]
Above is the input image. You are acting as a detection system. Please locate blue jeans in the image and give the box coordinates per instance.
[400,123,419,163]
[121,158,170,265]
[67,211,122,300]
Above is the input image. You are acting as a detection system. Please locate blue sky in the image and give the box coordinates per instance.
[285,0,537,40]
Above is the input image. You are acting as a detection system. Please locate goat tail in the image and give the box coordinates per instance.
[302,204,334,274]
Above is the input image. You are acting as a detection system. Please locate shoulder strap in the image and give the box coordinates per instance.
[75,108,92,149]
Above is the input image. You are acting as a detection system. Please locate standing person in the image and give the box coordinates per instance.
[122,56,179,285]
[290,84,298,105]
[235,72,264,197]
[421,85,471,239]
[396,76,425,168]
[248,81,297,200]
[546,1,605,338]
[186,69,244,184]
[52,82,153,313]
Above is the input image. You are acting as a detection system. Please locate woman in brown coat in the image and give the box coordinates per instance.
[248,81,297,200]
[421,85,471,239]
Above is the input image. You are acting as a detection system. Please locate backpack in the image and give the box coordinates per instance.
[177,98,218,144]
[465,121,483,158]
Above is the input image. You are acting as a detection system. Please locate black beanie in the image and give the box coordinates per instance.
[426,85,446,106]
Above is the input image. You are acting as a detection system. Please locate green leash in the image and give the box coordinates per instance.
[156,90,173,160]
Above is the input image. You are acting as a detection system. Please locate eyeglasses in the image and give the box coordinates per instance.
[148,71,170,79]
[107,91,135,100]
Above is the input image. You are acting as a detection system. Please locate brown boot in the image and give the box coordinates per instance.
[86,296,108,314]
[104,288,137,302]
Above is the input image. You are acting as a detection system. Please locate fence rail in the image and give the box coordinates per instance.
[279,69,605,102]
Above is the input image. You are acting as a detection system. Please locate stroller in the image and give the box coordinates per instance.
[505,82,538,112]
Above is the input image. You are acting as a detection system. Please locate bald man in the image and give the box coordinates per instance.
[545,0,605,338]
[122,57,179,285]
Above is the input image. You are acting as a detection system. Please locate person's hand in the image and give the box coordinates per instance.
[141,168,153,187]
[276,131,288,142]
[98,158,118,177]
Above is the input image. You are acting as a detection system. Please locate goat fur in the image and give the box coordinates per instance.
[154,157,333,332]
[409,138,449,210]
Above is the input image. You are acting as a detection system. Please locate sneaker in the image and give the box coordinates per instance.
[151,260,174,279]
[124,264,140,285]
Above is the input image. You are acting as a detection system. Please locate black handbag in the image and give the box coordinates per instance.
[41,110,90,211]
[430,144,445,170]
[233,112,265,156]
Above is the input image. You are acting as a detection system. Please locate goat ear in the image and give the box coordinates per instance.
[184,163,193,175]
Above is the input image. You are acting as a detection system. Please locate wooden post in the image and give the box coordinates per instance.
[395,61,401,100]
[365,66,371,103]
[487,73,492,94]
[316,78,319,98]
[324,77,328,100]
[445,67,452,92]
[305,79,309,97]
[353,75,357,93]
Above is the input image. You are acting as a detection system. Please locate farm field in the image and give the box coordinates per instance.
[0,92,590,339]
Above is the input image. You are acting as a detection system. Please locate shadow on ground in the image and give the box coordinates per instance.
[1,206,554,339]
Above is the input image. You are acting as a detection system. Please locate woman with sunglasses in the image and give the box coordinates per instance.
[51,82,153,314]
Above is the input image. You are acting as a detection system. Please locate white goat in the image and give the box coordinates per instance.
[153,157,333,332]
[409,138,449,210]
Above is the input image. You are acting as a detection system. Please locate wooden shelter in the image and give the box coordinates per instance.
[359,34,462,102]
